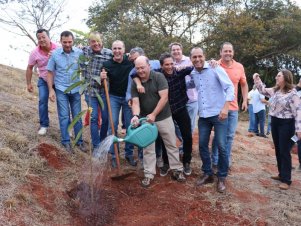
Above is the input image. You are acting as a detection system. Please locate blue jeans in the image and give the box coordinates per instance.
[186,101,198,133]
[212,110,238,166]
[55,89,83,145]
[108,95,133,158]
[255,110,265,135]
[199,115,228,178]
[37,78,49,127]
[85,95,108,148]
[248,104,256,132]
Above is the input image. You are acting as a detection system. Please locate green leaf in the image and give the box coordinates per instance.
[79,82,90,95]
[93,88,104,110]
[71,70,81,81]
[66,63,74,72]
[64,80,84,94]
[92,76,102,86]
[68,110,87,132]
[71,127,84,148]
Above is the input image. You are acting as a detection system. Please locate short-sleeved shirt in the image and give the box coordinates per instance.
[251,89,265,113]
[103,55,134,97]
[28,42,57,81]
[47,47,82,94]
[219,59,247,111]
[131,71,171,121]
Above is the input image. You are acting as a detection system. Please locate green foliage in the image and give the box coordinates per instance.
[203,0,301,87]
[86,0,301,88]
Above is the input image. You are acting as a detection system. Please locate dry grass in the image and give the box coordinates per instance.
[1,63,301,225]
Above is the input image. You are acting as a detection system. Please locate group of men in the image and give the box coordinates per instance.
[26,29,248,192]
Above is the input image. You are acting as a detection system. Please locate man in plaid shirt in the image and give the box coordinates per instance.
[81,32,112,150]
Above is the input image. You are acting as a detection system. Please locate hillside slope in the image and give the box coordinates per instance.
[0,64,301,226]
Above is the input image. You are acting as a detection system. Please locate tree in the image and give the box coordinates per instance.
[0,0,68,45]
[203,0,301,86]
[87,0,224,57]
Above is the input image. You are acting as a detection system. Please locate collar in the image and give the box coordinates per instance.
[219,59,236,68]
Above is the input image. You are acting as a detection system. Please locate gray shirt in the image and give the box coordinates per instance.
[131,71,171,121]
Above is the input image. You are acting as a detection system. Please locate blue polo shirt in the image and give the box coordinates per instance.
[191,62,234,118]
[47,47,82,94]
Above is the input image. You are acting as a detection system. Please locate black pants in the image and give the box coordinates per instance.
[271,116,295,185]
[162,107,192,165]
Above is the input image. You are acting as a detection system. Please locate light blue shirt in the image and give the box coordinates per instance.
[252,89,266,113]
[47,47,82,94]
[191,62,234,118]
[126,60,161,101]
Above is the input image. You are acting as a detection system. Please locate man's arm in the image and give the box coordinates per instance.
[26,65,34,92]
[147,89,168,123]
[47,71,56,102]
[131,97,140,126]
[241,82,249,111]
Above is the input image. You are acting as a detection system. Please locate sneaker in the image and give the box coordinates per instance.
[156,157,164,168]
[141,177,152,188]
[160,164,170,177]
[125,156,137,167]
[266,132,270,135]
[183,163,192,176]
[63,143,73,154]
[38,127,47,135]
[172,170,186,182]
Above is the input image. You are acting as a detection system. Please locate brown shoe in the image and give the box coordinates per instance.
[217,178,226,193]
[271,175,281,181]
[279,183,289,190]
[196,174,214,186]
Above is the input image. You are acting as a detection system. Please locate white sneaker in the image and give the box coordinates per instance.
[38,127,47,135]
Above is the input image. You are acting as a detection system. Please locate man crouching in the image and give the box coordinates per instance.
[131,56,185,188]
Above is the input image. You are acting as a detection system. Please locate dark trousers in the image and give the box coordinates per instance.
[297,140,301,165]
[271,116,295,185]
[162,108,192,165]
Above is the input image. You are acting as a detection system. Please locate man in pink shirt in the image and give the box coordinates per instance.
[26,29,57,135]
[212,42,248,169]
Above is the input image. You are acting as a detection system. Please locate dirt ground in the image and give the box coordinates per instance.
[1,64,301,226]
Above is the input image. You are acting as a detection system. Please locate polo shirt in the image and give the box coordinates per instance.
[131,71,171,121]
[28,42,57,81]
[103,55,134,97]
[219,59,247,111]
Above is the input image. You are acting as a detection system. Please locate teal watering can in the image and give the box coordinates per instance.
[113,117,158,148]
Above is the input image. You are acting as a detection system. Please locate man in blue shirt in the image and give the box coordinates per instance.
[47,31,85,153]
[190,47,234,193]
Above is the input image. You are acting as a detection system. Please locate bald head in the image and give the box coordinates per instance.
[135,56,151,81]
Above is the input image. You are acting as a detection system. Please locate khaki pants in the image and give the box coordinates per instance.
[143,116,183,178]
